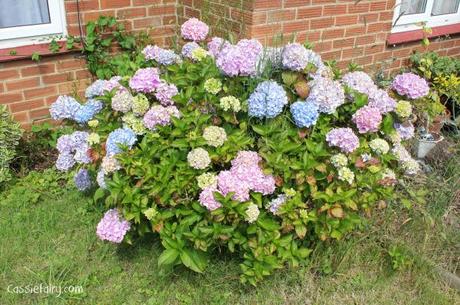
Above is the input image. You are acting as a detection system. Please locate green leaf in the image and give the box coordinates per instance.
[158,248,179,266]
[180,248,208,273]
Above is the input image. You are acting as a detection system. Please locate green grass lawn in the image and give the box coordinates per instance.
[1,155,459,304]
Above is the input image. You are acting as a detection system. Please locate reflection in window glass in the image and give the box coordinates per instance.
[0,0,51,29]
[400,0,427,15]
[432,0,460,16]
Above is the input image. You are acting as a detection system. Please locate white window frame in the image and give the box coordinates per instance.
[0,0,67,49]
[392,0,460,33]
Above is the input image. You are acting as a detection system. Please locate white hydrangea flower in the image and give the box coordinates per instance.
[187,148,211,169]
[219,96,241,112]
[196,172,217,189]
[203,126,227,147]
[245,203,260,223]
[331,153,348,168]
[338,167,354,185]
[369,138,390,154]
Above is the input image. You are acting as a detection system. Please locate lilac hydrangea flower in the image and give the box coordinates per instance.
[342,71,378,96]
[367,89,397,114]
[142,45,180,65]
[129,68,161,93]
[394,122,415,140]
[74,99,104,124]
[352,105,382,133]
[326,128,360,153]
[103,76,123,92]
[56,153,76,171]
[181,18,209,42]
[155,82,178,106]
[207,37,231,58]
[290,101,319,128]
[96,170,107,189]
[236,39,263,76]
[106,127,137,156]
[282,43,323,72]
[181,42,200,59]
[143,105,180,130]
[215,44,244,76]
[96,209,130,243]
[268,194,287,214]
[392,72,429,99]
[74,168,91,191]
[199,186,222,210]
[56,135,74,154]
[50,95,81,120]
[85,80,107,98]
[248,80,288,118]
[306,77,345,114]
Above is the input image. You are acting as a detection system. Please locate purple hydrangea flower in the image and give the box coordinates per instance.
[56,135,74,154]
[392,72,429,99]
[326,128,360,153]
[352,105,382,133]
[248,80,288,118]
[103,76,123,92]
[215,44,244,76]
[199,186,222,211]
[181,41,200,59]
[142,45,180,65]
[236,39,263,76]
[50,95,81,120]
[268,194,287,214]
[74,168,91,191]
[282,43,323,71]
[181,18,209,42]
[106,127,137,156]
[367,89,397,114]
[306,77,345,114]
[143,105,180,130]
[342,71,378,96]
[56,153,76,171]
[129,68,161,93]
[155,82,178,106]
[207,37,231,58]
[290,101,319,128]
[394,122,415,140]
[96,209,130,243]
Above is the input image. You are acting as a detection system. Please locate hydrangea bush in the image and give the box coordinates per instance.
[50,19,425,285]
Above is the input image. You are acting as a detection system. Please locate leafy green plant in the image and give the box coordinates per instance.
[0,105,23,186]
[388,245,412,271]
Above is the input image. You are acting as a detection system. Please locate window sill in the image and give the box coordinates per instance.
[0,41,81,63]
[387,23,460,45]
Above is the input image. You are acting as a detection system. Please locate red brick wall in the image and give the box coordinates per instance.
[1,0,177,128]
[248,0,460,74]
[2,0,460,127]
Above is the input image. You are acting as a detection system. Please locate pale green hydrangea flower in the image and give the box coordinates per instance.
[191,47,208,61]
[88,132,100,145]
[187,148,211,169]
[132,94,150,116]
[196,172,217,189]
[88,119,99,128]
[219,95,241,112]
[203,126,227,147]
[331,153,348,168]
[204,78,222,95]
[369,138,389,154]
[395,101,412,118]
[245,203,260,223]
[338,167,354,185]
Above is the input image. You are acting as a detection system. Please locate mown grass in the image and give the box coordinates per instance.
[0,152,459,304]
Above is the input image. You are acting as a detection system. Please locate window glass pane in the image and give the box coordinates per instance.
[400,0,428,15]
[0,0,51,29]
[432,0,460,15]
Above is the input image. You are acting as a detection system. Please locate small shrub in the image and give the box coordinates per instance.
[0,105,23,186]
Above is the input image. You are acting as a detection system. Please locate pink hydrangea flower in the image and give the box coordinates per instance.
[155,82,178,106]
[326,128,360,153]
[367,89,397,114]
[352,105,382,133]
[207,37,231,58]
[129,68,161,93]
[392,72,429,99]
[143,105,180,130]
[181,18,209,42]
[199,186,222,211]
[96,209,130,243]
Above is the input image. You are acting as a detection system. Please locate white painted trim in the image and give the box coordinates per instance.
[0,0,67,48]
[392,0,460,33]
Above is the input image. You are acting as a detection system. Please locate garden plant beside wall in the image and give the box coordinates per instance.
[49,18,430,285]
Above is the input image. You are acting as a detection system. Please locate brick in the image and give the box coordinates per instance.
[283,21,309,33]
[348,3,370,13]
[311,17,334,29]
[65,0,99,12]
[342,47,364,59]
[322,29,345,40]
[24,86,57,99]
[0,92,23,104]
[371,1,387,11]
[10,99,45,113]
[365,45,385,55]
[297,7,322,19]
[100,0,130,9]
[117,8,147,19]
[148,6,176,16]
[6,77,40,91]
[12,111,28,123]
[346,26,366,37]
[360,13,379,24]
[254,0,282,10]
[133,17,162,29]
[57,59,85,71]
[267,10,296,23]
[333,38,355,49]
[285,0,311,8]
[42,72,75,84]
[21,64,56,76]
[323,5,347,16]
[30,107,51,120]
[253,12,267,24]
[133,0,161,5]
[335,15,358,26]
[84,11,115,22]
[0,69,19,79]
[321,50,341,61]
[356,35,376,46]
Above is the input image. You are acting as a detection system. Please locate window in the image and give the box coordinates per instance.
[392,0,460,33]
[0,0,66,48]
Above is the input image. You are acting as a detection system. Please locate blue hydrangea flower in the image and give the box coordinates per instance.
[181,42,200,59]
[248,81,288,118]
[50,96,81,120]
[74,169,91,191]
[74,99,104,124]
[96,170,107,189]
[106,127,137,156]
[56,153,76,172]
[85,80,107,98]
[290,101,319,128]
